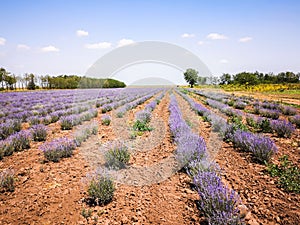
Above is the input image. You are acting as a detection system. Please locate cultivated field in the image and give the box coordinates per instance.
[0,88,299,224]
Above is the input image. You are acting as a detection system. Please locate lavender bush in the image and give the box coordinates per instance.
[233,130,277,163]
[289,115,300,128]
[7,130,31,152]
[0,140,14,157]
[31,124,48,141]
[105,142,130,169]
[271,120,295,138]
[281,106,297,116]
[259,108,280,119]
[60,115,81,130]
[40,137,76,162]
[193,171,242,225]
[87,171,115,205]
[0,169,15,192]
[0,119,22,140]
[101,114,111,126]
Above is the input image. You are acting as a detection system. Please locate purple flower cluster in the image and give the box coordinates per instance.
[193,171,242,225]
[259,108,280,119]
[60,115,81,130]
[0,119,22,140]
[280,106,297,116]
[40,137,76,162]
[233,130,278,163]
[7,130,31,152]
[30,124,48,141]
[289,115,300,128]
[271,119,295,138]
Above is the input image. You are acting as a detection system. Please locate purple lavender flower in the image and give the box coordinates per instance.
[7,130,31,152]
[271,119,295,138]
[101,114,111,126]
[289,115,300,128]
[40,137,76,162]
[281,106,297,116]
[30,124,48,141]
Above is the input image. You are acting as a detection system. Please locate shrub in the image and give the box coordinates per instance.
[41,116,52,125]
[267,155,300,193]
[40,137,76,162]
[233,101,246,110]
[193,171,242,225]
[49,112,60,123]
[281,106,297,116]
[31,124,48,141]
[0,169,15,192]
[135,110,151,124]
[258,118,272,133]
[176,133,207,168]
[289,115,300,128]
[0,140,14,157]
[105,142,130,169]
[28,116,41,126]
[233,130,277,163]
[101,104,112,113]
[8,130,31,152]
[101,115,111,126]
[259,108,280,119]
[133,120,152,132]
[60,115,81,130]
[0,119,22,140]
[271,120,295,138]
[87,172,115,205]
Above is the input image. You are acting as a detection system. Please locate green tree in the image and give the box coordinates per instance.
[27,73,36,90]
[220,73,232,85]
[184,68,198,88]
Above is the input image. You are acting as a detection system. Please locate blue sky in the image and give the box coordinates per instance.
[0,0,300,85]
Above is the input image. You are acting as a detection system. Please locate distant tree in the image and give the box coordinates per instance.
[27,73,36,90]
[233,72,258,86]
[184,68,198,88]
[220,73,232,85]
[197,76,207,85]
[0,68,7,90]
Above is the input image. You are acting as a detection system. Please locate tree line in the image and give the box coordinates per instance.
[183,69,300,87]
[0,67,126,91]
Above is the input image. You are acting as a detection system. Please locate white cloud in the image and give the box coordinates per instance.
[220,59,229,64]
[85,42,112,49]
[0,37,6,45]
[197,41,204,45]
[41,45,60,52]
[181,33,195,38]
[17,44,30,50]
[207,33,228,40]
[239,36,253,43]
[76,29,89,37]
[117,39,135,47]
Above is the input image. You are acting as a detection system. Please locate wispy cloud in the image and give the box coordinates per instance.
[41,45,60,52]
[220,59,229,64]
[117,39,135,47]
[17,44,30,50]
[0,37,6,45]
[207,33,228,40]
[197,41,204,45]
[76,29,89,37]
[239,36,253,43]
[181,33,195,38]
[85,42,112,49]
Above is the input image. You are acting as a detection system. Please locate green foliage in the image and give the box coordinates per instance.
[228,116,248,132]
[267,155,300,193]
[184,68,199,88]
[81,208,93,220]
[105,143,130,169]
[87,174,115,205]
[0,169,15,192]
[133,120,153,132]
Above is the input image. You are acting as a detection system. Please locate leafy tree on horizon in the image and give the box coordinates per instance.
[184,68,198,88]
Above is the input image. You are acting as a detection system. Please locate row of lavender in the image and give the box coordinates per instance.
[0,88,162,162]
[176,90,278,164]
[191,89,298,117]
[168,94,243,225]
[188,89,299,138]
